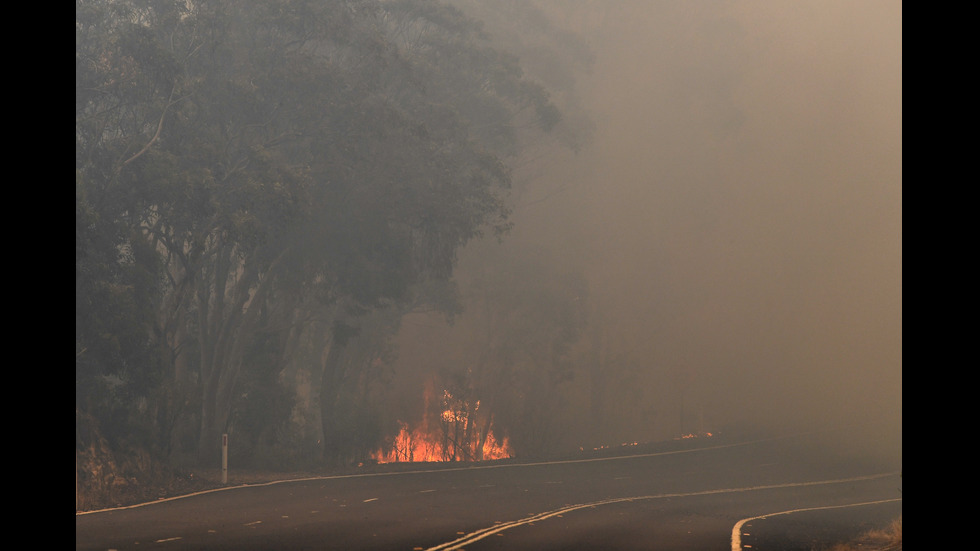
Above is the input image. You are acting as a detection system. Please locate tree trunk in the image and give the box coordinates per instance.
[475,407,494,461]
[195,247,287,465]
[318,322,354,466]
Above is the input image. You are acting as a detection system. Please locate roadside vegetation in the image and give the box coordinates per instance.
[824,516,901,551]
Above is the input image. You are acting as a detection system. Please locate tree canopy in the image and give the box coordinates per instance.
[77,0,584,469]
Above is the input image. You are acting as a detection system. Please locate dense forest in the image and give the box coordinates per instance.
[77,0,599,505]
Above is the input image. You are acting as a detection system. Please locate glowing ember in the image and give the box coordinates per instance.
[676,432,713,439]
[591,442,638,451]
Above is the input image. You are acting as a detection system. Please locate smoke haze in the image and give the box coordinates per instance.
[389,1,900,467]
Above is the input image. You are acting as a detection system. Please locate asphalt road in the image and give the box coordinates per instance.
[75,433,902,551]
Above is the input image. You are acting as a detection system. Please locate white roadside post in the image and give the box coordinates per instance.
[222,433,228,484]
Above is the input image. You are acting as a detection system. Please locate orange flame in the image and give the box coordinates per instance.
[371,421,511,463]
[371,387,512,463]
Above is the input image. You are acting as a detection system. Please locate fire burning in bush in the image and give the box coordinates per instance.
[371,389,512,463]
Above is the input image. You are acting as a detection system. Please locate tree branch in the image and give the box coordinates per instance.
[121,82,178,167]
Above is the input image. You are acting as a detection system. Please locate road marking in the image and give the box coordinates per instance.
[425,473,899,551]
[363,497,379,502]
[75,433,872,516]
[730,497,903,551]
[77,438,782,515]
[154,537,182,543]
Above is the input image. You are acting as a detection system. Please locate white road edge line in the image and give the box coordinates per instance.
[730,497,902,551]
[76,439,759,515]
[74,434,875,516]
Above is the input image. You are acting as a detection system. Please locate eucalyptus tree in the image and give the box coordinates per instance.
[77,0,195,452]
[76,0,420,462]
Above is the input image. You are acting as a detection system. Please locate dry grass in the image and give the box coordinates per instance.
[824,516,901,551]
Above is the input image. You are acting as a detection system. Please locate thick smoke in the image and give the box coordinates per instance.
[392,1,901,467]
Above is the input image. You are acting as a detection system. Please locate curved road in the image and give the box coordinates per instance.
[76,433,901,550]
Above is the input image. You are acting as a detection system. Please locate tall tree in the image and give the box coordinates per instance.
[77,0,190,452]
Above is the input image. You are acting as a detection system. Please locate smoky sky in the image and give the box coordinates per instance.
[394,1,900,464]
